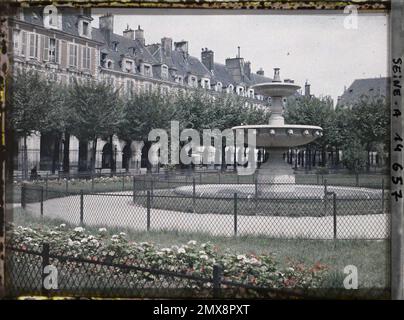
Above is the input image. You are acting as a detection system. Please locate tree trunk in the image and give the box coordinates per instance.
[51,133,61,174]
[109,134,114,177]
[91,139,97,173]
[23,135,28,180]
[63,132,70,173]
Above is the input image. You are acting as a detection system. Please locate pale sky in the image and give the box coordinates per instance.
[91,9,388,104]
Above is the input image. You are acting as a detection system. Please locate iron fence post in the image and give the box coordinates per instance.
[41,243,50,296]
[147,190,151,231]
[234,193,238,236]
[122,175,125,191]
[381,178,385,213]
[45,173,48,200]
[65,178,68,195]
[324,179,328,216]
[333,193,337,240]
[91,173,94,191]
[80,189,84,226]
[133,176,136,203]
[40,186,44,217]
[212,264,222,298]
[192,177,196,211]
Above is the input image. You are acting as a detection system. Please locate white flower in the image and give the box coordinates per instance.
[177,248,186,254]
[199,250,206,255]
[187,240,197,246]
[74,227,85,233]
[67,238,74,246]
[59,224,66,229]
[119,232,126,237]
[200,254,209,260]
[287,267,295,272]
[109,251,115,256]
[161,248,172,253]
[237,254,246,260]
[81,238,88,243]
[98,228,107,233]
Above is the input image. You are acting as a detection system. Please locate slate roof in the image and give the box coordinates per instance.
[338,77,389,107]
[19,8,275,90]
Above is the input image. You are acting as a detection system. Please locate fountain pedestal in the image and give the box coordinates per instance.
[258,148,295,183]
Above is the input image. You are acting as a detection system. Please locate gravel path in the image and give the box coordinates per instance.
[25,192,390,239]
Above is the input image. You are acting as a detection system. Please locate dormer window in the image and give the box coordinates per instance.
[216,82,223,92]
[176,75,183,85]
[83,21,90,36]
[43,5,59,29]
[106,59,113,69]
[161,65,169,79]
[201,78,210,89]
[237,86,245,96]
[143,64,152,77]
[248,88,254,98]
[227,84,234,94]
[112,41,119,52]
[188,75,197,88]
[124,59,133,73]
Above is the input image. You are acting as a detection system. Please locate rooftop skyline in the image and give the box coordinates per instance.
[91,8,388,104]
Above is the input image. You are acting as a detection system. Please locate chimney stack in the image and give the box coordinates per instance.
[305,81,311,97]
[123,24,134,40]
[135,25,145,45]
[161,37,172,58]
[201,48,214,72]
[272,68,281,83]
[257,68,264,76]
[243,61,251,79]
[99,13,114,45]
[174,41,189,56]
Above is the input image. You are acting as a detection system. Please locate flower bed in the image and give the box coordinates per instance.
[7,223,328,293]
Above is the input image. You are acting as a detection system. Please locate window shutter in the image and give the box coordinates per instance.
[60,40,67,68]
[78,44,82,69]
[42,35,49,61]
[21,31,27,56]
[90,47,96,75]
[35,34,39,59]
[55,39,60,63]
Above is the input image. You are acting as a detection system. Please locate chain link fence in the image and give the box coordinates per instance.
[19,173,390,240]
[5,244,311,299]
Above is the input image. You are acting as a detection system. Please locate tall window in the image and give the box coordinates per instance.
[49,38,59,63]
[13,29,20,55]
[29,33,39,59]
[21,31,27,56]
[69,43,78,67]
[82,46,91,69]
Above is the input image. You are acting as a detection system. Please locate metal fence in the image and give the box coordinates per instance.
[19,174,390,240]
[5,244,307,299]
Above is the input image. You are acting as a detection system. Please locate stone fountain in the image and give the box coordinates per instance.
[232,68,323,183]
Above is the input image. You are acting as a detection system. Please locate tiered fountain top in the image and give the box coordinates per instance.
[232,68,323,147]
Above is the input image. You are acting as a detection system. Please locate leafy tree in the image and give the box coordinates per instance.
[285,95,334,166]
[67,79,123,173]
[349,96,389,171]
[118,90,177,170]
[7,69,53,179]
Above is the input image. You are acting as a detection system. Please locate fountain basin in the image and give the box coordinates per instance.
[174,184,382,200]
[252,82,301,97]
[232,124,323,147]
